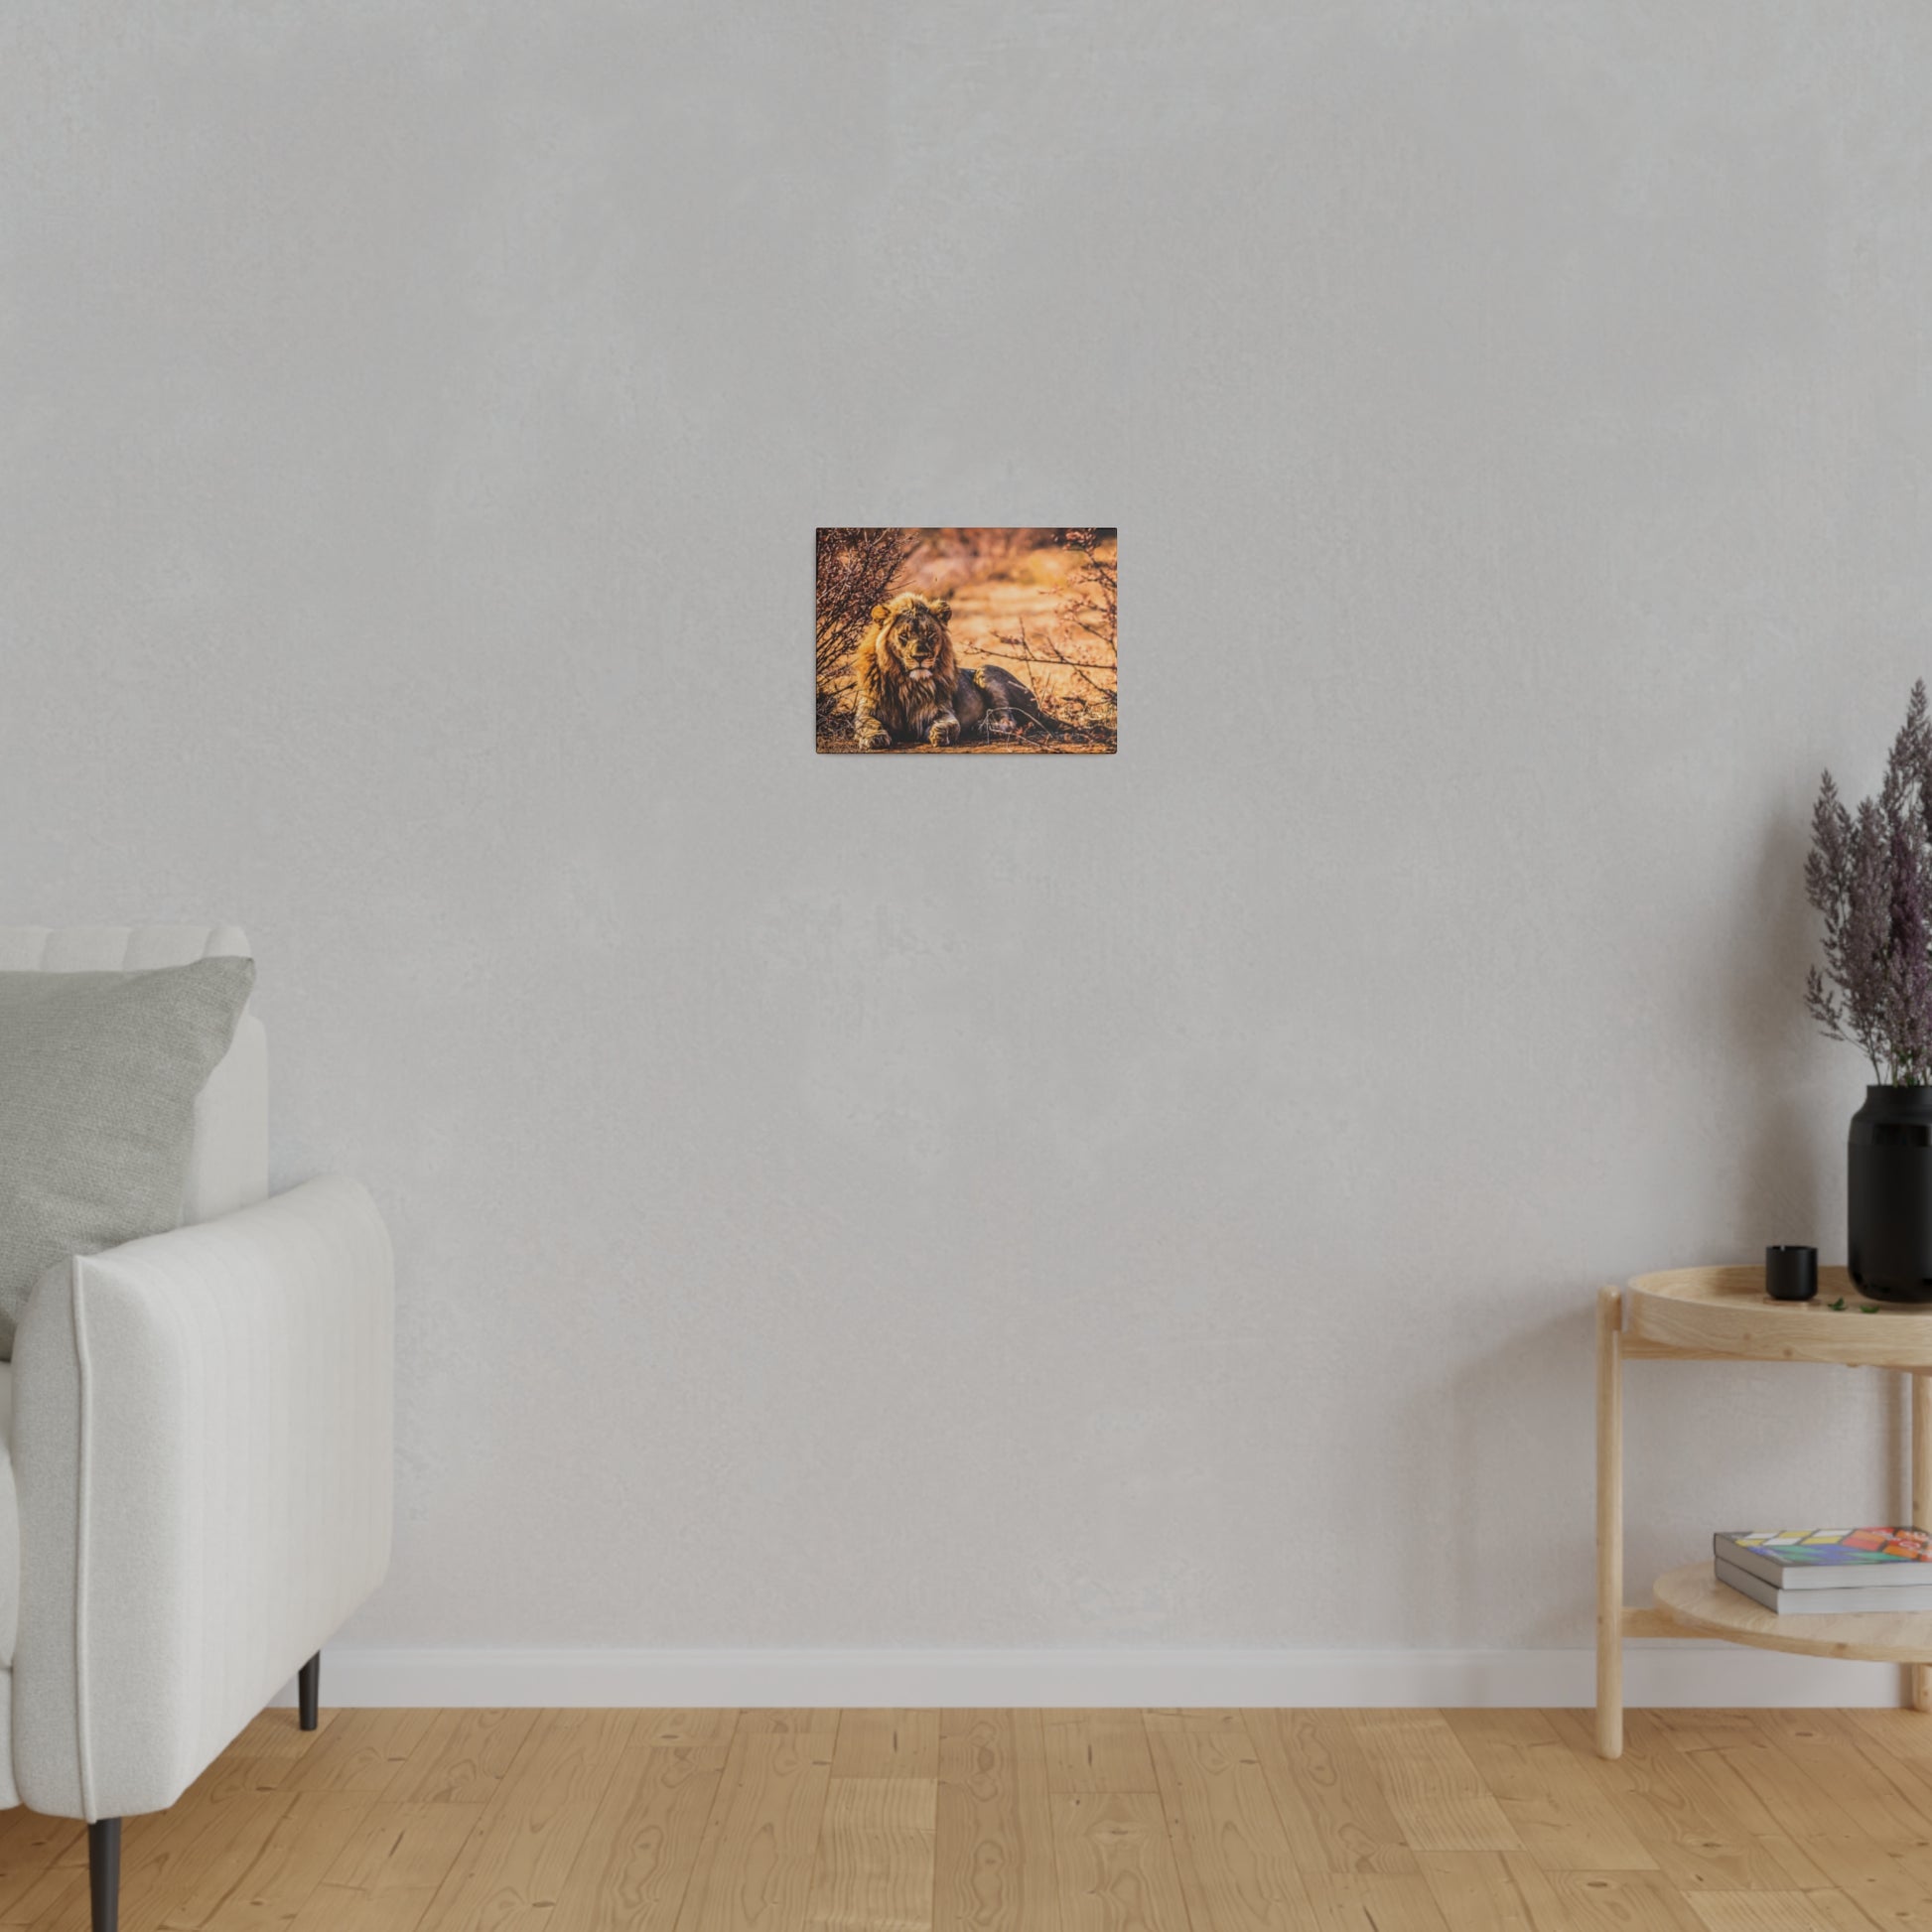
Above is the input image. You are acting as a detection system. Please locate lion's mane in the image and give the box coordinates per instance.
[853,593,961,747]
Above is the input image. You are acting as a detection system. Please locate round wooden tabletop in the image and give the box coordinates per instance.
[1625,1265,1932,1368]
[1653,1561,1932,1663]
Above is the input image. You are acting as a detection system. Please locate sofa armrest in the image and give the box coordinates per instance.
[10,1176,393,1820]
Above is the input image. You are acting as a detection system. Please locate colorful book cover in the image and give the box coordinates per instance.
[1721,1528,1932,1568]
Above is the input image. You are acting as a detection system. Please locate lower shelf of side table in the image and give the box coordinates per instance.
[1652,1561,1932,1665]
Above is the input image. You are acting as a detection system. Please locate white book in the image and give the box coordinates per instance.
[1716,1557,1932,1616]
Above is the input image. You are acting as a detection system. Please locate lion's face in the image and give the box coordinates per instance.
[872,595,953,686]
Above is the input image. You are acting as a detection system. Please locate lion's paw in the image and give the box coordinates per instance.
[856,724,892,750]
[928,717,959,748]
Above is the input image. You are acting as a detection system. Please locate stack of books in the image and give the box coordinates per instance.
[1716,1528,1932,1614]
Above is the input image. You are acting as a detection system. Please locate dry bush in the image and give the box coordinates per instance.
[1059,529,1117,657]
[816,527,916,736]
[986,619,1117,747]
[1016,529,1118,746]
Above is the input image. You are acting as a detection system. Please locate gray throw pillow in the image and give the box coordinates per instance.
[0,956,256,1356]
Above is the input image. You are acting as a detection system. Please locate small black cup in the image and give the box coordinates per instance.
[1765,1245,1818,1302]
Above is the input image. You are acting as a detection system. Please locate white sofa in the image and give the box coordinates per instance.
[0,925,393,1932]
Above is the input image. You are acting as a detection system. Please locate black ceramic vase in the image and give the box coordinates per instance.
[1849,1085,1932,1303]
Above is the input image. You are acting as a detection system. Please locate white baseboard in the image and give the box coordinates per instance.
[273,1643,1914,1710]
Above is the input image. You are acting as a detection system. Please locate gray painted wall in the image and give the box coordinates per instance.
[6,1,1931,1654]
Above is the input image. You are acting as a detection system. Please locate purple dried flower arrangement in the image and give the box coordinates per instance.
[1806,681,1932,1084]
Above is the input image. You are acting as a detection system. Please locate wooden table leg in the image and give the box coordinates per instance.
[1597,1286,1623,1758]
[1914,1371,1932,1715]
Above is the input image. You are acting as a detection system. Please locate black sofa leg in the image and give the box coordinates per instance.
[89,1818,120,1932]
[298,1651,321,1731]
[84,1658,317,1930]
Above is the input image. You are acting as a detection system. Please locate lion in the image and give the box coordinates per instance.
[851,593,1050,749]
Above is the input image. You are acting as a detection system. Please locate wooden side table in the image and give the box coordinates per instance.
[1595,1266,1932,1758]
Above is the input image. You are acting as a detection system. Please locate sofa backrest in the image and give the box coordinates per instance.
[0,924,269,1224]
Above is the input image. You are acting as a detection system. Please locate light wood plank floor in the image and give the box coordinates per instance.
[7,1707,1932,1928]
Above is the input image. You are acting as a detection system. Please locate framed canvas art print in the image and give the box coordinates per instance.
[815,528,1117,755]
